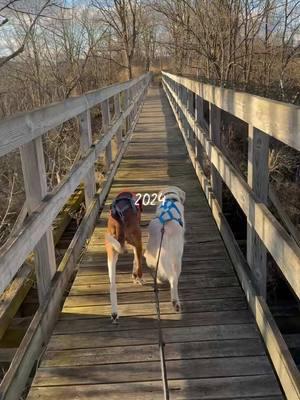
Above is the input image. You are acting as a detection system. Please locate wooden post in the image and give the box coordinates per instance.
[114,93,123,151]
[183,88,189,138]
[20,137,56,303]
[124,89,130,133]
[79,109,96,207]
[247,125,269,297]
[195,95,205,169]
[101,99,112,171]
[209,103,222,206]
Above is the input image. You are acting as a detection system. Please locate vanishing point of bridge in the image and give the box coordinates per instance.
[0,73,299,399]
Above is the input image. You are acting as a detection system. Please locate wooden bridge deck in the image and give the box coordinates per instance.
[26,86,283,399]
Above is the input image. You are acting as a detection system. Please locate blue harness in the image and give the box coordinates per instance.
[156,198,183,227]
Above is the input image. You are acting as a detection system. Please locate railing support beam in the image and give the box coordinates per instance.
[247,125,269,297]
[20,138,56,304]
[209,103,222,207]
[101,99,113,171]
[79,109,96,207]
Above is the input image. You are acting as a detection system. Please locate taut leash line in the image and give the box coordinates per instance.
[153,226,170,400]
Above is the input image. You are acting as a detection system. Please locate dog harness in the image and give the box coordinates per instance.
[156,198,183,227]
[110,192,141,223]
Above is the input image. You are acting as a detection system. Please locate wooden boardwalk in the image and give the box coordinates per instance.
[26,86,283,399]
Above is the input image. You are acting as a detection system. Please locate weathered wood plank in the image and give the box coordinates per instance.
[40,338,264,367]
[47,324,258,351]
[32,356,272,386]
[163,71,300,151]
[54,309,252,334]
[209,103,222,206]
[63,286,243,307]
[20,137,56,302]
[79,109,96,207]
[26,375,283,400]
[0,74,149,157]
[247,125,269,297]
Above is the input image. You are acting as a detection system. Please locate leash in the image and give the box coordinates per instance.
[153,225,170,400]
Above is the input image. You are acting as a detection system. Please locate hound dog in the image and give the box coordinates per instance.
[144,186,185,312]
[105,191,143,322]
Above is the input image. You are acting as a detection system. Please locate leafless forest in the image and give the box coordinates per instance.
[0,0,300,248]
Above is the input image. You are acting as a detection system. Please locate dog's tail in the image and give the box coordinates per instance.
[105,233,123,253]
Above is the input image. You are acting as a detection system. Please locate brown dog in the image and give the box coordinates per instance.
[105,191,143,322]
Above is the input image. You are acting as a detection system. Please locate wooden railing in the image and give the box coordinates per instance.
[162,71,300,400]
[0,72,151,400]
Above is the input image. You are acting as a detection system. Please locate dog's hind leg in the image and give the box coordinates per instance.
[107,245,119,323]
[132,241,144,285]
[170,273,181,312]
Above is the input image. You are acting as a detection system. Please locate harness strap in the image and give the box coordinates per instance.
[156,199,183,227]
[110,193,138,223]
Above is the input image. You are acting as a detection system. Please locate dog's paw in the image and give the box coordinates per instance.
[172,300,181,313]
[111,313,119,324]
[133,276,145,285]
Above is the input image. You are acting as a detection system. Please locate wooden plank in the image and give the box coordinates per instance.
[0,187,83,342]
[0,264,33,341]
[209,103,222,206]
[20,137,56,302]
[63,286,243,307]
[269,184,300,247]
[40,338,264,367]
[79,110,96,207]
[59,298,247,321]
[163,71,300,151]
[101,99,113,171]
[114,93,123,150]
[47,324,258,351]
[32,356,273,386]
[0,73,150,157]
[163,77,300,300]
[54,309,252,334]
[26,376,283,400]
[247,125,269,297]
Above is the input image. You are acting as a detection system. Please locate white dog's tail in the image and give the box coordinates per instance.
[105,233,123,253]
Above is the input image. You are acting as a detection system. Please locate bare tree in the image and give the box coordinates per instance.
[92,0,141,79]
[0,0,68,68]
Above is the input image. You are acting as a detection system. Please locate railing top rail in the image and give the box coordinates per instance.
[162,71,300,152]
[0,73,148,158]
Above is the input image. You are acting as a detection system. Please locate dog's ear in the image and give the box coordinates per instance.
[177,188,186,204]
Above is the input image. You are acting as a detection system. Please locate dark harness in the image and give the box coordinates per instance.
[110,192,140,223]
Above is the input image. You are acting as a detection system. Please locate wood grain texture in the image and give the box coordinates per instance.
[0,74,149,157]
[163,71,300,151]
[20,137,56,302]
[25,86,282,400]
[247,125,269,297]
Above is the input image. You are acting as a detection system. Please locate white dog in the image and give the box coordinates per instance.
[144,186,185,311]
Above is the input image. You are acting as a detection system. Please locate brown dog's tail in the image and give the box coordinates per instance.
[105,233,123,253]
